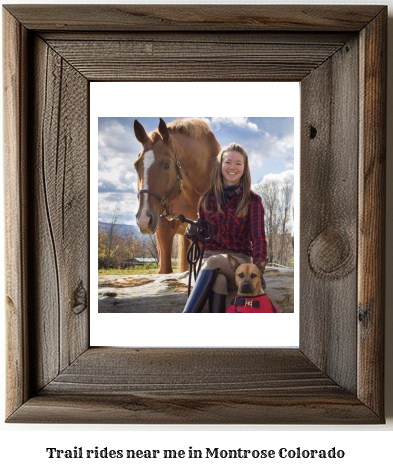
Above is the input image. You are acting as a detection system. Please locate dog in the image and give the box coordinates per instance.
[226,255,279,313]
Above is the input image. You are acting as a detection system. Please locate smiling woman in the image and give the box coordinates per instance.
[221,149,246,186]
[183,139,267,314]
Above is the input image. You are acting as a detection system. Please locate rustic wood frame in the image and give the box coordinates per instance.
[3,5,386,424]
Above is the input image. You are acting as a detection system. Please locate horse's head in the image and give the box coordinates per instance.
[133,118,182,234]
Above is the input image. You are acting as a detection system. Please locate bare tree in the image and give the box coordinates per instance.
[98,228,108,269]
[254,179,280,264]
[143,234,159,263]
[254,178,294,267]
[277,178,293,265]
[103,206,122,269]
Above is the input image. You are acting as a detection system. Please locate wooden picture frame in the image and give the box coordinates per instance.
[3,5,386,424]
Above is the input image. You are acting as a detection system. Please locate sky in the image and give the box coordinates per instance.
[98,116,295,225]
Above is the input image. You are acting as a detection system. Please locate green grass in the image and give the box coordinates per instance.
[98,268,156,276]
[98,264,180,276]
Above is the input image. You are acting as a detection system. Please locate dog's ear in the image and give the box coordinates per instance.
[255,258,269,274]
[228,255,240,272]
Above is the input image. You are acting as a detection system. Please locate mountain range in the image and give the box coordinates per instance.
[98,221,142,237]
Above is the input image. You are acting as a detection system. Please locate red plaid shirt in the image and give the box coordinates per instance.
[198,184,267,262]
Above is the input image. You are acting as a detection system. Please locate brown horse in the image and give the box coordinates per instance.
[134,118,220,274]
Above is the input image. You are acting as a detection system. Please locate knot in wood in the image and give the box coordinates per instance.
[73,281,87,315]
[308,228,354,279]
[358,306,370,325]
[309,125,317,139]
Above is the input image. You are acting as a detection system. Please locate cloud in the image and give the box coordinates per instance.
[98,119,139,194]
[248,150,264,169]
[98,192,138,225]
[248,130,294,169]
[251,170,294,197]
[98,166,136,193]
[209,117,260,132]
[98,119,136,157]
[260,169,295,185]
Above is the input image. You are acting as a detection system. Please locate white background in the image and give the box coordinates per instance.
[90,82,300,347]
[1,0,392,473]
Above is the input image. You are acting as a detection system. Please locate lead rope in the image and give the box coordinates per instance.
[174,214,214,296]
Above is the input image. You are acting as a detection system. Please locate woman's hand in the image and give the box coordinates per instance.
[185,222,198,238]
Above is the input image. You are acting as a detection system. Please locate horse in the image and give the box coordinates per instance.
[134,118,221,274]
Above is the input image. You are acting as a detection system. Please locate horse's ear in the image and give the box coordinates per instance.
[158,118,170,143]
[134,120,150,145]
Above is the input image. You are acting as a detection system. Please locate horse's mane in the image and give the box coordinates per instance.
[150,118,211,142]
[168,118,211,137]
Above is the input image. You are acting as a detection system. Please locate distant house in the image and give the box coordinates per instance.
[121,257,157,269]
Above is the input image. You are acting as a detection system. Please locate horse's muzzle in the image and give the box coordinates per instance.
[136,207,158,235]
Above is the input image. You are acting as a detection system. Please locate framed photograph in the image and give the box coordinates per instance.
[91,83,299,347]
[4,5,386,423]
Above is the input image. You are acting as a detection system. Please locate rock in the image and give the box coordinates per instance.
[98,267,294,313]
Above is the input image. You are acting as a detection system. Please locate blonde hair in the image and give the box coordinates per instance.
[201,143,251,218]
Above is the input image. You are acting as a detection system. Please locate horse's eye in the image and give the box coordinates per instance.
[164,162,170,170]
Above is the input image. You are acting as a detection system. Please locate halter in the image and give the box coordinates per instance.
[137,150,183,219]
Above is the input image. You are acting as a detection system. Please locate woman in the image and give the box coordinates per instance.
[183,142,267,313]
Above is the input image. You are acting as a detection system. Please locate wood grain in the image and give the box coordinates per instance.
[45,36,349,82]
[3,5,386,424]
[10,392,378,425]
[3,5,384,31]
[40,31,353,44]
[300,36,359,394]
[30,36,90,389]
[7,348,379,424]
[3,8,31,418]
[358,9,387,417]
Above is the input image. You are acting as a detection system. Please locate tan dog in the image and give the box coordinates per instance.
[228,255,268,296]
[227,255,279,313]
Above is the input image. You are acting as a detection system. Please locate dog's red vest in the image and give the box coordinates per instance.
[226,294,279,313]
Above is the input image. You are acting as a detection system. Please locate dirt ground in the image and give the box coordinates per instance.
[98,267,294,313]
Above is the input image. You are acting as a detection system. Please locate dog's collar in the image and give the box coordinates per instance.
[236,294,265,299]
[231,295,267,308]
